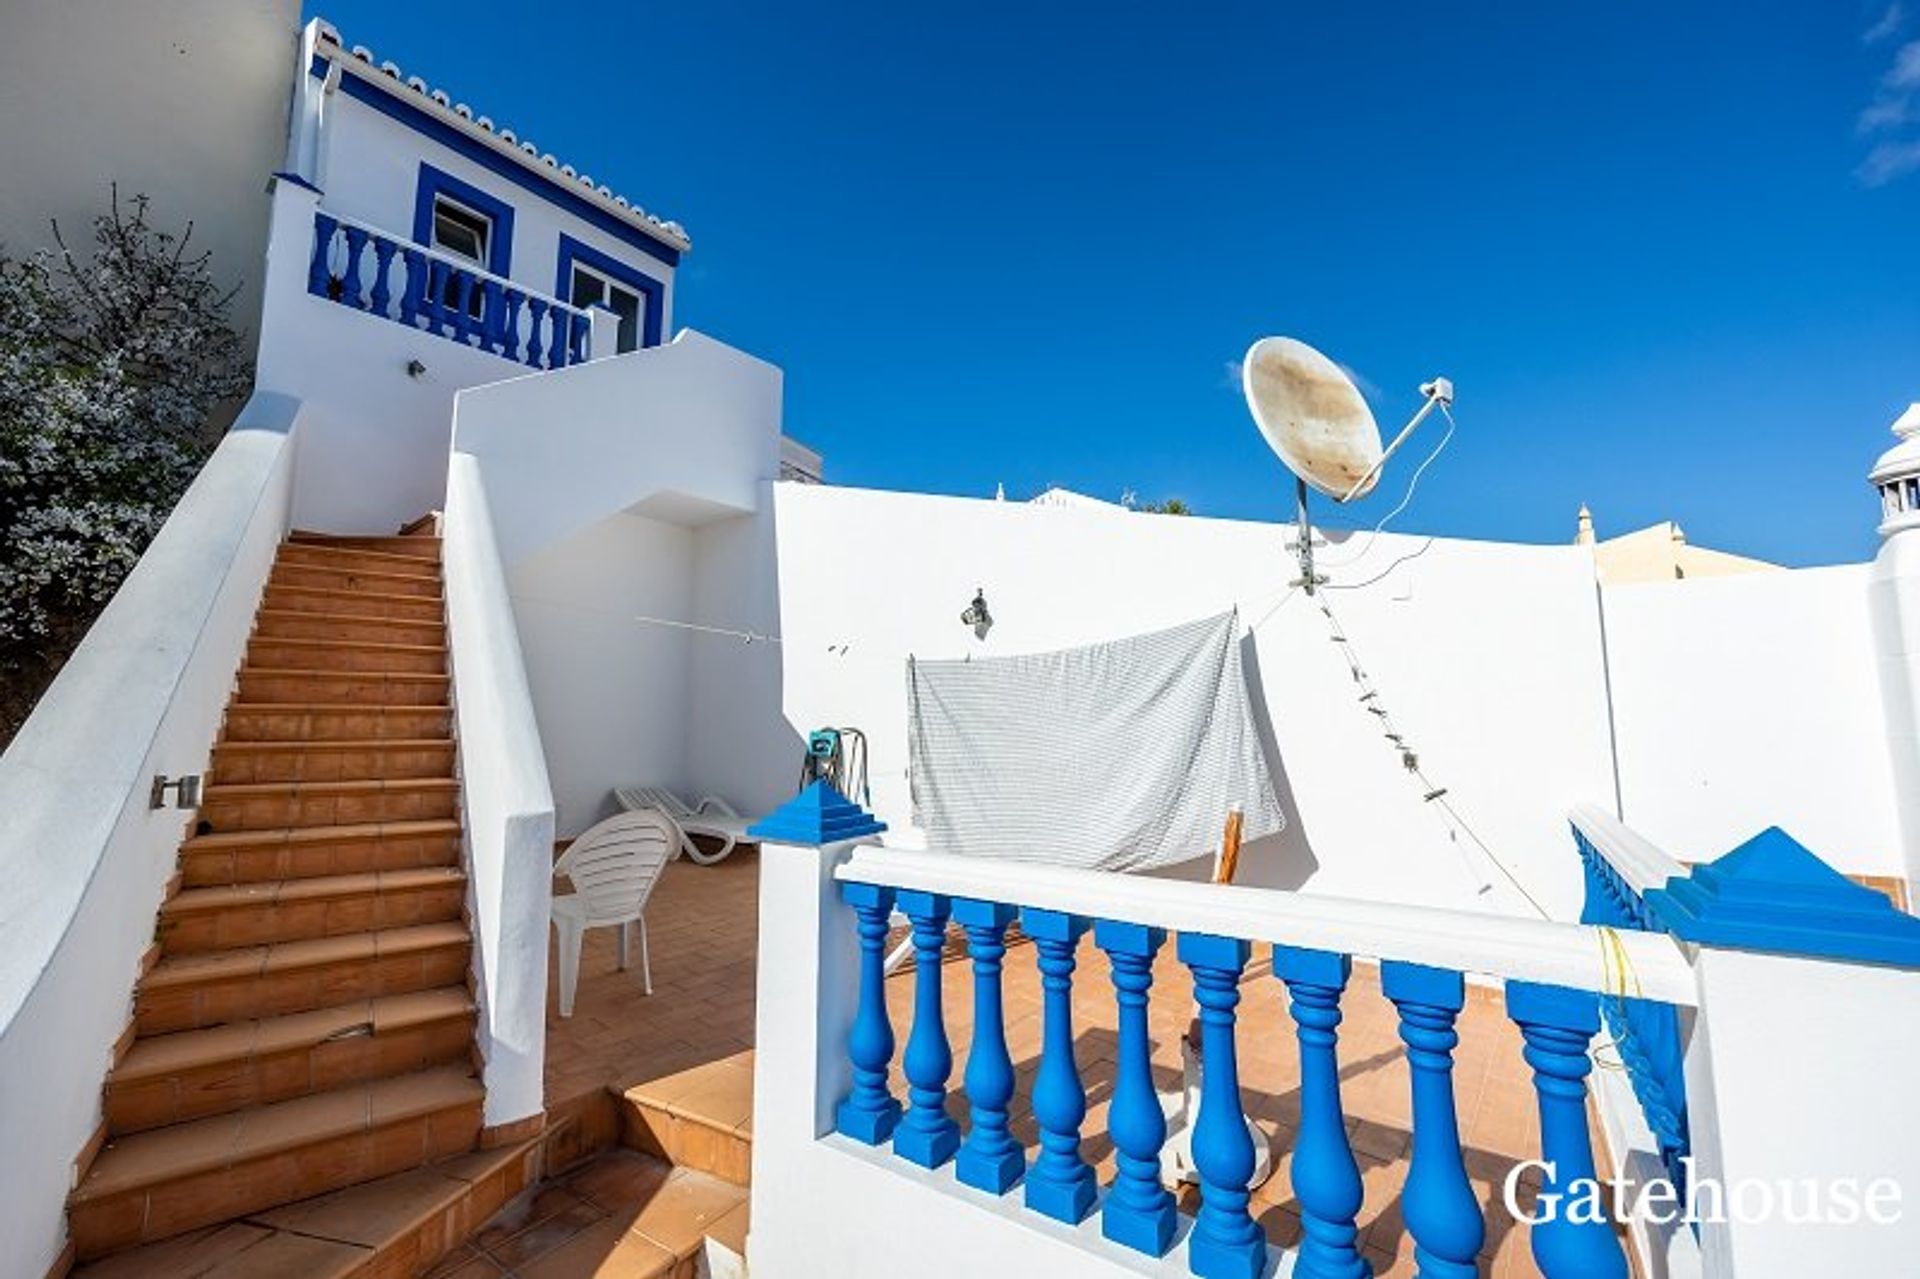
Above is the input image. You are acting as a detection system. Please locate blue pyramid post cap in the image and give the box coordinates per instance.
[747,779,887,846]
[1644,827,1920,967]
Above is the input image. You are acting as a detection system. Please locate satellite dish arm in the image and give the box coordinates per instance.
[1340,377,1454,503]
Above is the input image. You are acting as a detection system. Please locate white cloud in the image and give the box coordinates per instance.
[1886,39,1920,88]
[1859,137,1920,185]
[1860,94,1912,131]
[1866,3,1905,43]
[1220,359,1243,392]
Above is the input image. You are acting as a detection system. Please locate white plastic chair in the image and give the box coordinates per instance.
[613,785,752,865]
[550,809,676,1017]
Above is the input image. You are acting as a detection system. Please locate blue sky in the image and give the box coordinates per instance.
[312,2,1920,566]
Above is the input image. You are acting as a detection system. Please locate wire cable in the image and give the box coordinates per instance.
[1320,401,1459,574]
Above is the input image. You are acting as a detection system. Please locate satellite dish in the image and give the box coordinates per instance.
[1242,335,1454,592]
[1242,337,1383,502]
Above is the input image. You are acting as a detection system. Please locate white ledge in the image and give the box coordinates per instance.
[834,843,1700,1006]
[1569,803,1689,896]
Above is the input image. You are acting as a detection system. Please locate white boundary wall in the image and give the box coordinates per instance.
[1604,566,1904,875]
[692,488,1621,920]
[0,394,302,1277]
[443,456,556,1128]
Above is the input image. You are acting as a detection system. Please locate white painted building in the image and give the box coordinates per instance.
[1,13,1918,1279]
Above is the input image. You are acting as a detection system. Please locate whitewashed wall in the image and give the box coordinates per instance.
[0,0,296,348]
[451,330,784,837]
[1605,566,1904,874]
[255,181,541,531]
[509,512,696,836]
[260,46,684,533]
[688,488,1622,920]
[0,395,301,1278]
[314,77,677,321]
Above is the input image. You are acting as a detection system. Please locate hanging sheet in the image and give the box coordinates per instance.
[907,610,1284,871]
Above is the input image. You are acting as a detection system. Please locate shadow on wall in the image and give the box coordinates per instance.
[688,493,809,823]
[1151,633,1320,890]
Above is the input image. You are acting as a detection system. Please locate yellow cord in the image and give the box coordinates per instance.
[1591,924,1643,1071]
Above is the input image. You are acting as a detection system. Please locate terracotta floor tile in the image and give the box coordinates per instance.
[617,1167,746,1258]
[511,1217,676,1279]
[478,1199,609,1269]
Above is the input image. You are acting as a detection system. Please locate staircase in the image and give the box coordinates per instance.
[68,533,483,1263]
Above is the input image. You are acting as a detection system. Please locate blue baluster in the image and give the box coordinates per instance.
[307,212,338,297]
[1179,933,1266,1279]
[836,881,901,1144]
[1274,946,1371,1279]
[368,236,396,318]
[953,898,1023,1194]
[1507,982,1628,1279]
[499,288,525,362]
[1381,961,1482,1279]
[475,279,503,354]
[423,259,449,338]
[546,303,569,369]
[398,247,426,328]
[339,224,369,309]
[1022,907,1096,1224]
[448,269,473,344]
[524,297,549,367]
[1096,920,1176,1256]
[893,890,960,1168]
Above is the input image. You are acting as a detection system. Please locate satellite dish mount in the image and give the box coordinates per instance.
[1240,337,1452,594]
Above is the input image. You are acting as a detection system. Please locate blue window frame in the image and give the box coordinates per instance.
[412,163,514,278]
[556,234,665,351]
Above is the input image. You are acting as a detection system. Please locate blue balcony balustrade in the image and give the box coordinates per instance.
[823,838,1697,1279]
[307,209,589,371]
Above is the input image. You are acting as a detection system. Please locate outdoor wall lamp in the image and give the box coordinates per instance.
[960,588,993,640]
[150,773,203,811]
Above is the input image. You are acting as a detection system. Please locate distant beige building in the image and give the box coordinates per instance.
[1574,503,1779,584]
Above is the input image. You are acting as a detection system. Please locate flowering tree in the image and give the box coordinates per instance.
[0,189,249,739]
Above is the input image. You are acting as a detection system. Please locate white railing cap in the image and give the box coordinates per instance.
[836,844,1700,1006]
[1569,803,1689,897]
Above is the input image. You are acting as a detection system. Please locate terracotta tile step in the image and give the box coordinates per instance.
[200,777,460,832]
[253,607,445,646]
[261,584,444,622]
[210,738,456,785]
[181,819,462,887]
[290,529,442,559]
[158,866,468,955]
[236,667,450,707]
[69,1068,484,1260]
[459,1152,746,1278]
[70,1140,537,1279]
[276,541,445,575]
[270,563,443,600]
[106,988,476,1134]
[221,703,451,743]
[619,1052,754,1188]
[246,636,446,676]
[136,922,472,1034]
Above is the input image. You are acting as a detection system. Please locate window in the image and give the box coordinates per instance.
[569,264,644,354]
[430,196,492,267]
[554,234,663,354]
